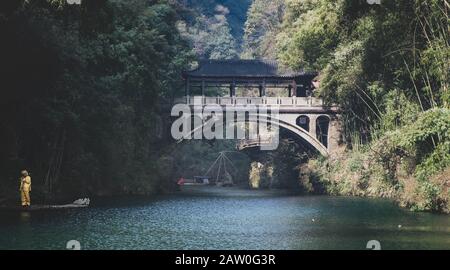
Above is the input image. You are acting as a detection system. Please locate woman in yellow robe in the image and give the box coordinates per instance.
[19,170,31,207]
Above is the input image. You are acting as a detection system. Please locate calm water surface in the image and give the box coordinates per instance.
[0,187,449,250]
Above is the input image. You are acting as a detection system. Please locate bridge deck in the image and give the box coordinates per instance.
[174,96,340,113]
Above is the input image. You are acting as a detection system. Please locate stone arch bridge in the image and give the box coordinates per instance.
[173,60,342,157]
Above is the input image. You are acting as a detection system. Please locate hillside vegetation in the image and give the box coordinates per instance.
[271,0,449,213]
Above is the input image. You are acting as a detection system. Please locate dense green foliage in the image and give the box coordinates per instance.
[277,0,449,137]
[395,108,450,182]
[302,108,450,212]
[272,0,449,212]
[0,0,192,200]
[177,4,237,59]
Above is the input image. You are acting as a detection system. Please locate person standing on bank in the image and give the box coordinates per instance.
[19,170,31,207]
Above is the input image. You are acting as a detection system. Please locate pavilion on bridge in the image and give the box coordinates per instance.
[182,59,318,98]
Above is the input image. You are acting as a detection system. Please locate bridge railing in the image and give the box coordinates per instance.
[174,96,325,107]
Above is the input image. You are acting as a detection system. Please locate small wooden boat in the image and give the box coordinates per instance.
[0,198,90,211]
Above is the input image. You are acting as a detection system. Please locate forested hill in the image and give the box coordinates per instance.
[0,0,193,201]
[182,0,251,44]
[177,0,251,59]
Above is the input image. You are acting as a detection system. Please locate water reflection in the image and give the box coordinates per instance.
[20,212,31,222]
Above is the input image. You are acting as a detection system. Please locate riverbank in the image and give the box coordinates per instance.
[299,150,450,214]
[175,185,302,197]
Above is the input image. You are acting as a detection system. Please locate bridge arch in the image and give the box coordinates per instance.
[179,114,329,156]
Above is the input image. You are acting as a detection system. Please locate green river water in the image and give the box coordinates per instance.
[0,187,449,250]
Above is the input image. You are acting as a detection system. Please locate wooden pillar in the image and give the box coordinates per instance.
[288,85,292,97]
[262,79,266,97]
[258,85,263,97]
[230,80,236,97]
[292,80,297,97]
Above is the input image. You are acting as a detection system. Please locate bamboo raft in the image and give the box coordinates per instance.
[0,198,90,211]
